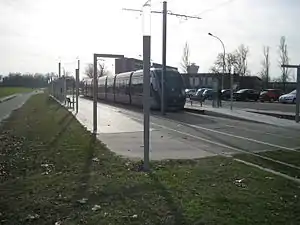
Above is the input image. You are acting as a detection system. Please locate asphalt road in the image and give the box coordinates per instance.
[194,99,296,113]
[80,98,300,160]
[0,92,38,123]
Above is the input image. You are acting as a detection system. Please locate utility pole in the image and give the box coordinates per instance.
[142,0,151,171]
[93,55,98,133]
[230,66,234,111]
[76,59,80,113]
[76,68,79,113]
[123,4,201,116]
[161,1,167,115]
[281,64,300,123]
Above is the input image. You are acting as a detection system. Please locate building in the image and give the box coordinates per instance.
[115,57,177,74]
[181,73,239,90]
[181,73,262,90]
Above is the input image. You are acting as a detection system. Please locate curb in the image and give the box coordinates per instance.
[0,95,17,103]
[184,107,267,125]
[246,110,295,121]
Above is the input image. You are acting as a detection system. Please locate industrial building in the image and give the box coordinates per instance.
[115,57,177,74]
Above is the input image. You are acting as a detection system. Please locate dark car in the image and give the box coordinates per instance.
[202,89,216,100]
[221,89,231,100]
[233,89,260,101]
[259,89,283,102]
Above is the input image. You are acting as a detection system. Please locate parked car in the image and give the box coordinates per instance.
[185,89,197,98]
[221,89,231,100]
[233,89,260,101]
[202,89,215,100]
[190,88,208,101]
[279,90,296,104]
[259,89,283,102]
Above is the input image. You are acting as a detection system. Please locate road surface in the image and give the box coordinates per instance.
[0,92,38,123]
[75,97,300,160]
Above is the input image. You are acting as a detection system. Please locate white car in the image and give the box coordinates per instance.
[279,90,296,104]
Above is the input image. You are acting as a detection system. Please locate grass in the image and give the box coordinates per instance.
[0,94,300,225]
[0,87,34,98]
[235,150,300,179]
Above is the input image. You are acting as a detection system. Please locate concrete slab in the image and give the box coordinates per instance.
[67,97,215,160]
[100,130,214,160]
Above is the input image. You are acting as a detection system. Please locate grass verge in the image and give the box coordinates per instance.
[235,150,300,179]
[0,94,300,225]
[0,87,34,98]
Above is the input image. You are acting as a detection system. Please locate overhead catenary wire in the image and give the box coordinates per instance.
[122,8,202,20]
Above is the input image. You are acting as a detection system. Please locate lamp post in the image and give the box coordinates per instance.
[208,32,226,90]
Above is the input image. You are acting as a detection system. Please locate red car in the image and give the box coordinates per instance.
[259,89,283,102]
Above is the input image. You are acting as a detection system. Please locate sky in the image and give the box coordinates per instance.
[0,0,299,80]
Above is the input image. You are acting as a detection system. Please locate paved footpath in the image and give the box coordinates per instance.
[0,91,40,123]
[65,97,215,160]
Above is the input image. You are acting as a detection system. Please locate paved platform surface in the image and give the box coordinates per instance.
[185,102,300,129]
[0,92,38,123]
[67,97,300,161]
[191,99,296,113]
[72,98,214,160]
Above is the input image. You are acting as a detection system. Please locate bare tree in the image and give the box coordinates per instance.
[84,62,109,78]
[235,44,250,76]
[210,52,237,74]
[260,46,270,88]
[84,64,94,78]
[278,36,290,91]
[98,61,108,77]
[181,42,190,73]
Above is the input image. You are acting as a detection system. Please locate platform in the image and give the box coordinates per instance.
[68,97,215,160]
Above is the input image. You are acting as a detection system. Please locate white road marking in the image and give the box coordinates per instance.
[223,124,294,138]
[128,114,300,171]
[185,111,297,140]
[188,123,299,152]
[234,158,300,184]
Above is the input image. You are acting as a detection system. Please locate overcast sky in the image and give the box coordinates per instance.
[0,0,299,79]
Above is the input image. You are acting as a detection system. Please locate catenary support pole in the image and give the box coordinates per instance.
[143,35,151,171]
[76,68,79,113]
[296,67,300,123]
[161,1,167,115]
[93,54,98,133]
[230,67,234,110]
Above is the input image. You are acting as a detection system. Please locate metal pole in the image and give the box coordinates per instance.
[161,1,167,115]
[296,68,300,123]
[143,35,151,171]
[63,75,66,104]
[59,62,61,78]
[72,78,75,110]
[230,67,234,110]
[93,54,98,133]
[222,48,225,90]
[76,69,79,113]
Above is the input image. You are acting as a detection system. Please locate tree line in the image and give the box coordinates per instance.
[181,35,294,88]
[0,73,51,88]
